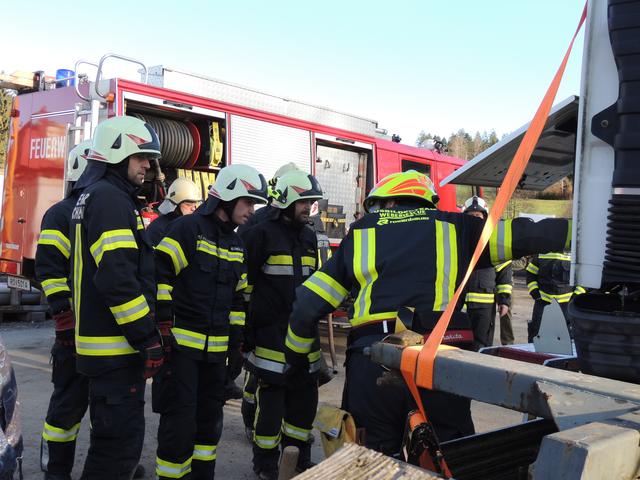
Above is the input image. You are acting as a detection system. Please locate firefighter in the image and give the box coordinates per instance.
[237,164,332,439]
[526,252,585,341]
[284,170,572,454]
[147,177,202,246]
[241,170,324,480]
[70,116,164,480]
[153,164,268,480]
[462,196,513,350]
[37,141,90,480]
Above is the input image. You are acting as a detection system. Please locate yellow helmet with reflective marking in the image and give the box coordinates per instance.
[364,170,438,212]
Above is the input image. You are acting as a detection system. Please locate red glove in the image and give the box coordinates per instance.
[143,343,164,379]
[53,310,75,346]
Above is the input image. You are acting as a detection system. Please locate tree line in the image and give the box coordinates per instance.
[416,129,500,161]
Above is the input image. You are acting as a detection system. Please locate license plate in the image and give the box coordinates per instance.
[7,275,30,291]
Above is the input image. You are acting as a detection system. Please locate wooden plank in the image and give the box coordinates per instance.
[294,443,444,479]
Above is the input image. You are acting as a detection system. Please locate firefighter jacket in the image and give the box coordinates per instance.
[36,194,78,315]
[146,209,180,246]
[241,213,321,383]
[526,253,585,303]
[284,206,572,359]
[465,261,513,309]
[155,200,247,363]
[70,171,159,376]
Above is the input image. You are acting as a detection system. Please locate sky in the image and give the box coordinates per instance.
[4,0,586,145]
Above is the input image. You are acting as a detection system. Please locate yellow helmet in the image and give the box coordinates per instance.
[158,177,202,214]
[364,170,439,212]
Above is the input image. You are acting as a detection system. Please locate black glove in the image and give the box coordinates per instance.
[530,289,541,301]
[143,342,164,379]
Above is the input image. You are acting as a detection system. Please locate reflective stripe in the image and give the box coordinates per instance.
[350,311,398,328]
[285,325,314,354]
[73,225,82,334]
[171,327,228,352]
[303,271,348,308]
[302,266,314,276]
[90,229,137,265]
[193,444,217,462]
[254,433,281,449]
[565,220,572,251]
[76,335,137,356]
[353,228,378,323]
[136,216,145,230]
[465,292,495,304]
[197,239,243,263]
[496,284,513,294]
[262,264,294,275]
[301,256,316,268]
[157,283,173,301]
[41,277,70,297]
[527,281,539,293]
[156,456,192,479]
[38,229,71,259]
[282,422,311,442]
[157,237,188,275]
[539,253,571,261]
[256,346,285,362]
[248,351,285,374]
[109,294,150,325]
[243,390,256,403]
[434,221,458,311]
[42,421,80,442]
[489,220,513,264]
[266,254,293,265]
[540,291,574,303]
[308,349,322,373]
[229,311,246,326]
[574,286,586,295]
[495,260,512,273]
[207,336,229,352]
[526,263,539,275]
[236,273,248,291]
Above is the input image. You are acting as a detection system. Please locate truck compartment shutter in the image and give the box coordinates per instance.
[230,115,311,180]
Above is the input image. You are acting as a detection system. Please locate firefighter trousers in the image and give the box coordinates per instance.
[528,300,569,342]
[344,336,475,455]
[252,376,318,472]
[468,304,496,350]
[153,348,225,479]
[79,365,145,480]
[242,370,258,429]
[40,342,89,477]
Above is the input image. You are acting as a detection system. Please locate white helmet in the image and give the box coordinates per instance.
[271,170,323,209]
[463,196,489,216]
[158,178,202,215]
[208,164,268,204]
[66,140,91,182]
[87,116,161,165]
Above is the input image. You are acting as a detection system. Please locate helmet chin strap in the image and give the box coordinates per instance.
[220,198,239,225]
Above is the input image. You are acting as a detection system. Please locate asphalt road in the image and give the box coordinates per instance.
[1,279,535,479]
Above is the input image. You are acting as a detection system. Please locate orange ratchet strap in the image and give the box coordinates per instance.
[400,0,588,443]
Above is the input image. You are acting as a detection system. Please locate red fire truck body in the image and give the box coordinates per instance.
[0,61,464,278]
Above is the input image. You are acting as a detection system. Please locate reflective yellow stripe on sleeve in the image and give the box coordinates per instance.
[236,273,248,292]
[496,284,513,295]
[526,263,539,275]
[41,277,71,297]
[302,271,348,308]
[109,294,150,325]
[528,281,539,293]
[157,237,189,275]
[157,283,173,301]
[353,228,378,320]
[574,285,586,295]
[229,311,245,326]
[489,220,513,264]
[539,252,571,261]
[90,229,137,265]
[540,291,574,303]
[285,325,314,354]
[434,220,458,311]
[38,229,71,259]
[495,260,512,272]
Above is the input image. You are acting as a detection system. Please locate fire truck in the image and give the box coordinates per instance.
[0,55,464,294]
